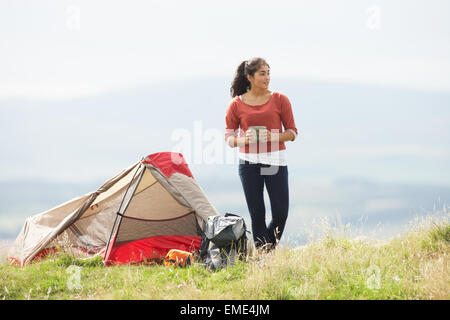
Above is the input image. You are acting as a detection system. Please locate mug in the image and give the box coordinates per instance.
[248,126,267,142]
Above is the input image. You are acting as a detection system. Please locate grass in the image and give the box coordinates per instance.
[0,211,448,300]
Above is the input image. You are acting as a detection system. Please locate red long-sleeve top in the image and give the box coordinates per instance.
[224,91,298,153]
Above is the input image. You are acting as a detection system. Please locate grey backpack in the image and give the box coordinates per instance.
[199,213,249,271]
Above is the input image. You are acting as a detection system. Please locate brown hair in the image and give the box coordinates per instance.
[230,57,270,98]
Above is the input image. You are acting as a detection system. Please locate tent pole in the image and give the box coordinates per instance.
[103,161,143,263]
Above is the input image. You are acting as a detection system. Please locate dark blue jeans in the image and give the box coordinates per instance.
[238,159,289,248]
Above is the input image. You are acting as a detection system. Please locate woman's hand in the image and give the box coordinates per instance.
[258,129,271,143]
[245,128,273,144]
[245,129,258,144]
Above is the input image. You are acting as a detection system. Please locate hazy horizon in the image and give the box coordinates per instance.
[1,76,449,243]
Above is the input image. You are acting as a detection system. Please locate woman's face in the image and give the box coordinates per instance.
[247,63,270,90]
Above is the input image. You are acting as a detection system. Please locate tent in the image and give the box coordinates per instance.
[9,152,219,266]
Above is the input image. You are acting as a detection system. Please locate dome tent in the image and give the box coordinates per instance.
[9,152,219,266]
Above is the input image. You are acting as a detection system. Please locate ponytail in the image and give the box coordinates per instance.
[230,57,270,98]
[230,60,250,98]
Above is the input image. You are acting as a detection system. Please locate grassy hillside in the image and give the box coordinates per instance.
[0,214,448,300]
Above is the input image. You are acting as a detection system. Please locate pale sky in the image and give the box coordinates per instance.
[1,1,449,239]
[1,0,449,100]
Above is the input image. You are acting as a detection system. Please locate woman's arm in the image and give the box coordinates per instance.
[279,94,298,141]
[227,136,247,148]
[229,129,295,147]
[258,129,295,143]
[227,130,255,148]
[269,130,295,143]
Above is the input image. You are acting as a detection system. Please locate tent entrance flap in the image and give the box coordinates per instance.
[104,162,145,263]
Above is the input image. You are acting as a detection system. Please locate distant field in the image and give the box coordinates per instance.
[0,239,12,265]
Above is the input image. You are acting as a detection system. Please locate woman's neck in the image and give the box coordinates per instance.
[247,87,269,97]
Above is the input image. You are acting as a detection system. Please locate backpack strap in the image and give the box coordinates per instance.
[225,212,240,218]
[198,220,210,260]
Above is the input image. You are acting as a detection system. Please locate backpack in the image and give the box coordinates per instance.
[199,213,249,271]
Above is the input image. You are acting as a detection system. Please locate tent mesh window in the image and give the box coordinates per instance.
[105,167,203,262]
[115,211,200,245]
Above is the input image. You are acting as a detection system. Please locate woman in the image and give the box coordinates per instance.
[225,57,298,250]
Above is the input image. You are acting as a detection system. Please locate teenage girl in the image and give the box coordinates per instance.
[225,57,298,249]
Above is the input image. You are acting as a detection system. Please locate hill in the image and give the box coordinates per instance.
[0,213,448,300]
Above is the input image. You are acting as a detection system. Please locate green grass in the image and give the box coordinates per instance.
[1,213,448,300]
